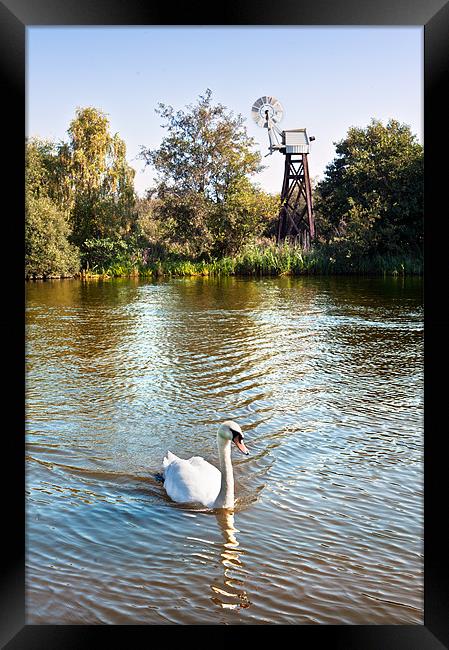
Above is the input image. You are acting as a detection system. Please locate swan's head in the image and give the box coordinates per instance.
[218,420,249,455]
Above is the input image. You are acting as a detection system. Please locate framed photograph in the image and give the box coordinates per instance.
[3,0,448,646]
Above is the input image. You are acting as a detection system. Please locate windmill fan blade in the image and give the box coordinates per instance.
[251,96,284,127]
[251,111,264,127]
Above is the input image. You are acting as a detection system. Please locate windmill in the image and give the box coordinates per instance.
[251,96,315,248]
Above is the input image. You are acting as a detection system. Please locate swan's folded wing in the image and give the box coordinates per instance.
[164,456,221,507]
[188,456,209,467]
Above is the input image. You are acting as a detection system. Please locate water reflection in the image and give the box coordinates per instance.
[211,510,251,611]
[26,276,423,624]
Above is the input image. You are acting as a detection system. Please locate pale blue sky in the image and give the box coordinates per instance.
[27,26,423,196]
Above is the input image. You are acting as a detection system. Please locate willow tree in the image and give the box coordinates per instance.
[66,107,136,247]
[141,89,277,257]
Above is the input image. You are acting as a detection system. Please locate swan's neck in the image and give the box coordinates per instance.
[214,437,234,509]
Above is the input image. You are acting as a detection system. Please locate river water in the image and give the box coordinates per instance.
[25,275,423,624]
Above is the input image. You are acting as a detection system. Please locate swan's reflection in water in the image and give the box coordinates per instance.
[210,510,251,610]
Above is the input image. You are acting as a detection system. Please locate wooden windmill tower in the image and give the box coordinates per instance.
[251,96,315,248]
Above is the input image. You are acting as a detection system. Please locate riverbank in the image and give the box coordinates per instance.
[25,245,423,280]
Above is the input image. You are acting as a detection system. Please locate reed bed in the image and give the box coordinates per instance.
[79,243,422,279]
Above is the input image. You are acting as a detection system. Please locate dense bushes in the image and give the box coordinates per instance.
[25,192,80,278]
[25,96,423,280]
[314,119,423,258]
[81,238,129,272]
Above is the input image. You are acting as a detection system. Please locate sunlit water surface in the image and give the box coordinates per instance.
[26,276,423,624]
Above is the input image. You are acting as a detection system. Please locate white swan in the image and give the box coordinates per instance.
[162,421,249,509]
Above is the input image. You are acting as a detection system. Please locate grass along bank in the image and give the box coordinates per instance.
[76,243,422,279]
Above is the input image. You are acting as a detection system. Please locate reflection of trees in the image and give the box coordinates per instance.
[26,278,142,363]
[132,277,276,446]
[315,276,423,377]
[26,279,144,457]
[313,275,422,315]
[71,278,141,363]
[148,276,318,411]
[210,510,251,611]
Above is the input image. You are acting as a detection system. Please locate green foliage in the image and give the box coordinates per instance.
[212,177,280,256]
[67,107,137,247]
[25,138,80,277]
[315,119,423,256]
[25,109,138,277]
[76,239,421,279]
[25,105,423,281]
[134,195,163,244]
[152,189,214,258]
[26,138,55,198]
[25,191,80,278]
[26,138,68,207]
[229,243,421,277]
[81,238,129,272]
[135,242,421,278]
[140,90,277,258]
[142,89,262,199]
[231,242,311,276]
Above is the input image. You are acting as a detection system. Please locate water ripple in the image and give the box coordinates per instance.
[26,276,423,624]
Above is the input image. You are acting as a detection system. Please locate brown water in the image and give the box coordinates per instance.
[25,275,423,625]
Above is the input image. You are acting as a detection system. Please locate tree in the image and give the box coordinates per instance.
[25,110,139,275]
[315,119,423,255]
[140,90,276,257]
[212,177,280,256]
[25,190,80,278]
[25,138,80,277]
[66,107,137,247]
[142,89,262,199]
[25,137,70,208]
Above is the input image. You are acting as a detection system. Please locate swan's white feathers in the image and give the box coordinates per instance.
[187,456,208,467]
[162,451,221,508]
[163,450,179,468]
[162,421,245,509]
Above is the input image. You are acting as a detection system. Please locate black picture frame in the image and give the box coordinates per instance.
[2,0,448,646]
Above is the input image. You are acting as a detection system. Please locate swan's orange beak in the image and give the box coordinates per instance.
[233,436,249,455]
